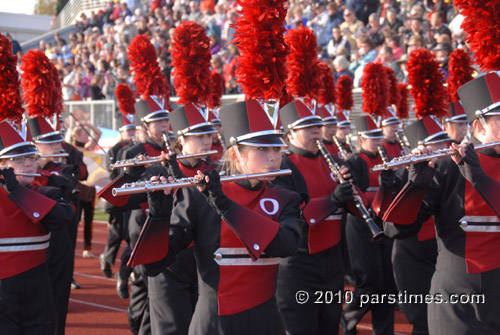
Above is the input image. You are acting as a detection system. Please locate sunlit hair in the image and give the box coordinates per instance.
[221,145,246,175]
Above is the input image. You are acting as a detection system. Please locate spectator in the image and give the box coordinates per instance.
[378,45,405,82]
[327,25,351,59]
[350,35,378,87]
[432,42,452,78]
[367,13,385,46]
[209,33,222,55]
[345,0,364,22]
[120,2,133,18]
[326,3,343,33]
[340,7,365,51]
[429,10,451,45]
[378,0,400,23]
[383,7,404,33]
[89,74,105,100]
[188,1,203,23]
[62,63,76,101]
[286,7,308,30]
[222,45,240,94]
[333,55,354,82]
[312,4,332,47]
[403,15,427,49]
[407,34,425,54]
[385,33,405,60]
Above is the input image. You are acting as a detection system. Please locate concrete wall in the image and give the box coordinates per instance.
[0,12,52,43]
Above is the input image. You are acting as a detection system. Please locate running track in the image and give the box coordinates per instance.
[67,220,412,334]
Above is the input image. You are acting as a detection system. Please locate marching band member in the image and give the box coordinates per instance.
[443,102,469,144]
[383,70,500,334]
[142,100,303,334]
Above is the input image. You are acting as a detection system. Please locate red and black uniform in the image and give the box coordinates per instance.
[384,144,500,334]
[343,150,397,335]
[144,179,302,334]
[35,162,78,335]
[148,157,212,335]
[273,144,350,334]
[390,168,437,335]
[0,183,74,334]
[382,138,405,160]
[210,140,224,163]
[322,139,345,161]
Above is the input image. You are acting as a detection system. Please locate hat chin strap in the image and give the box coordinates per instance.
[233,144,249,174]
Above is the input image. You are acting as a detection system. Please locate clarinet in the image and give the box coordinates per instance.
[333,136,349,160]
[377,145,389,165]
[316,140,385,242]
[395,131,411,155]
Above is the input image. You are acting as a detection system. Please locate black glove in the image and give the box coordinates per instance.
[147,188,173,218]
[165,153,184,179]
[200,170,232,215]
[408,162,435,186]
[0,168,20,193]
[331,182,354,206]
[457,143,485,186]
[379,169,396,188]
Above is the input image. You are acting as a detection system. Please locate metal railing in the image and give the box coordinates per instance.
[62,91,416,131]
[52,0,108,30]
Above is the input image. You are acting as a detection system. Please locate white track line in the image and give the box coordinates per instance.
[69,298,127,313]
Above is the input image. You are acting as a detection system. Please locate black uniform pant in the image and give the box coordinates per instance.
[277,244,344,335]
[428,249,500,335]
[103,211,133,280]
[148,265,197,335]
[392,236,437,335]
[342,214,396,335]
[0,262,55,335]
[48,229,74,335]
[78,195,95,251]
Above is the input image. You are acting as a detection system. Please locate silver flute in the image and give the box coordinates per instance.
[110,150,219,170]
[112,169,292,196]
[371,141,500,172]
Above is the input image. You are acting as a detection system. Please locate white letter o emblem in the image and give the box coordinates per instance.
[260,198,279,215]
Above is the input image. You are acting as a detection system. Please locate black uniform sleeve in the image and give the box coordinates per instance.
[36,186,75,231]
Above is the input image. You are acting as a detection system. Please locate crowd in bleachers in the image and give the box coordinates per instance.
[22,0,468,102]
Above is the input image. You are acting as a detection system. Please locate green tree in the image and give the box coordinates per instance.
[34,0,57,15]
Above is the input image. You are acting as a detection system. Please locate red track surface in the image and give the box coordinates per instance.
[67,220,413,334]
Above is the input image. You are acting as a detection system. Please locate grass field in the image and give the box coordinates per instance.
[94,207,109,222]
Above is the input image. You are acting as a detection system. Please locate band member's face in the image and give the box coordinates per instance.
[361,137,382,154]
[2,155,38,185]
[121,128,136,141]
[213,124,223,135]
[182,134,212,155]
[476,115,500,147]
[336,127,350,141]
[147,119,170,142]
[289,125,322,153]
[322,124,337,141]
[382,123,399,140]
[36,142,62,155]
[240,145,282,182]
[444,121,468,143]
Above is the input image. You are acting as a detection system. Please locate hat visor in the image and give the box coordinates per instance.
[238,134,286,147]
[0,143,39,159]
[181,125,217,137]
[33,133,64,144]
[359,129,383,139]
[422,132,450,145]
[119,124,137,132]
[290,117,323,130]
[143,110,169,122]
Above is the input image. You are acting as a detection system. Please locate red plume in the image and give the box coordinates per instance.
[0,33,24,121]
[454,0,500,72]
[233,0,288,100]
[279,85,293,107]
[385,67,401,107]
[171,21,212,105]
[318,62,336,106]
[285,27,322,100]
[406,49,448,118]
[127,34,171,109]
[207,70,224,109]
[336,75,353,111]
[361,63,389,116]
[447,48,474,102]
[115,83,136,115]
[49,61,64,116]
[20,50,56,118]
[397,83,410,119]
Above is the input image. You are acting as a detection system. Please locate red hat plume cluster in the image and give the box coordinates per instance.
[115,83,136,115]
[317,62,336,106]
[171,21,212,105]
[0,33,24,121]
[446,48,474,102]
[285,27,322,101]
[336,75,353,111]
[128,34,170,109]
[233,0,288,100]
[360,63,389,116]
[207,70,224,109]
[406,49,448,118]
[385,67,401,107]
[454,0,500,72]
[20,50,58,118]
[397,83,410,119]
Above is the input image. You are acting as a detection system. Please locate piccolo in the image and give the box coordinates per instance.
[316,140,385,242]
[39,153,69,159]
[109,150,219,170]
[112,169,292,196]
[15,172,42,177]
[371,141,500,172]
